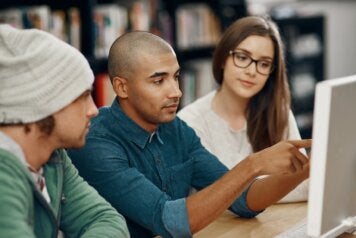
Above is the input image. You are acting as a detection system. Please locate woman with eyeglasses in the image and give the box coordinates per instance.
[178,15,308,203]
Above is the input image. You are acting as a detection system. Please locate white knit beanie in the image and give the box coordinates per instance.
[0,24,94,124]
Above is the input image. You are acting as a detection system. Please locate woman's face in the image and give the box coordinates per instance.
[221,35,274,100]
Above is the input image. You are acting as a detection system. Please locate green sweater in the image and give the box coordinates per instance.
[0,148,130,238]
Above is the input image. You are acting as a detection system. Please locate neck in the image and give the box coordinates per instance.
[119,100,158,133]
[0,125,55,171]
[212,87,249,131]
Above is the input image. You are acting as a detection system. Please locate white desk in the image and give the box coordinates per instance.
[194,202,355,238]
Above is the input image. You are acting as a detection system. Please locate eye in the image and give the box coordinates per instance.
[174,74,181,81]
[259,61,272,69]
[235,53,249,62]
[153,78,164,85]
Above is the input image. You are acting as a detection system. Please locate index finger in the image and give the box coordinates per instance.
[288,139,312,148]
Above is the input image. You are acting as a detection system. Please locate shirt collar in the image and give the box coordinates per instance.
[149,130,164,144]
[110,99,164,149]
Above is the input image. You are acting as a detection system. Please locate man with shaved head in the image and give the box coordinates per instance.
[69,31,311,238]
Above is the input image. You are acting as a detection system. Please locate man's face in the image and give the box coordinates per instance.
[52,90,98,148]
[121,51,182,132]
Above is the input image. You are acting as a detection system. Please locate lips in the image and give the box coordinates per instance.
[162,102,180,111]
[239,79,255,87]
[165,103,179,108]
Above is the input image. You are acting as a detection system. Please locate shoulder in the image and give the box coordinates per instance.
[89,106,112,132]
[0,149,33,196]
[0,149,28,175]
[162,117,195,136]
[53,149,72,164]
[286,109,302,140]
[160,117,201,145]
[87,106,123,142]
[178,90,215,122]
[287,109,298,127]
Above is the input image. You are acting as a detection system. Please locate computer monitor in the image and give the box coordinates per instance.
[307,75,356,237]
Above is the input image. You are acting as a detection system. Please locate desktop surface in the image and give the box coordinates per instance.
[194,203,355,238]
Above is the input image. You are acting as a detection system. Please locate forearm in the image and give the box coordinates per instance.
[246,171,308,211]
[240,140,311,211]
[186,157,259,234]
[186,139,311,234]
[278,179,309,203]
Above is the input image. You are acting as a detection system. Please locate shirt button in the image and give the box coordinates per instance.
[155,158,161,164]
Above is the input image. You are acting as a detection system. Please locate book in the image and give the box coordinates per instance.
[68,7,81,50]
[24,5,51,31]
[180,59,217,107]
[0,8,23,28]
[176,3,221,49]
[0,6,81,49]
[50,10,67,42]
[94,4,128,58]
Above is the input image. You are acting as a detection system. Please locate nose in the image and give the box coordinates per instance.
[168,79,182,99]
[245,61,257,75]
[88,96,99,118]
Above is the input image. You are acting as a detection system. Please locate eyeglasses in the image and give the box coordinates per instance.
[229,50,274,75]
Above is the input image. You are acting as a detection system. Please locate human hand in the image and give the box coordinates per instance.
[250,139,312,176]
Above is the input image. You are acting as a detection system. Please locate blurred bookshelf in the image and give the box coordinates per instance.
[0,0,171,107]
[273,15,325,138]
[164,0,248,108]
[0,1,325,138]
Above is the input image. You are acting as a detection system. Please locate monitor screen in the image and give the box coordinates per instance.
[307,75,356,237]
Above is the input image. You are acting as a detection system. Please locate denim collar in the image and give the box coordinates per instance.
[109,99,164,149]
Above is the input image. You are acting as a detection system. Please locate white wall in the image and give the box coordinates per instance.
[247,0,356,79]
[294,1,356,79]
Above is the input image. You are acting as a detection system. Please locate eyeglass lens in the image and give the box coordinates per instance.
[231,51,273,75]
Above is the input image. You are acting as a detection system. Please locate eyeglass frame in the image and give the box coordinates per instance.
[229,50,275,75]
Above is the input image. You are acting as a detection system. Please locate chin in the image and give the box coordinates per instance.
[161,114,176,123]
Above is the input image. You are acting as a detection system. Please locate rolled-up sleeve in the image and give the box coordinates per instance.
[162,198,191,238]
[181,121,263,219]
[229,181,264,218]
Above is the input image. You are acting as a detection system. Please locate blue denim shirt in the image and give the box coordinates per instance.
[68,99,260,238]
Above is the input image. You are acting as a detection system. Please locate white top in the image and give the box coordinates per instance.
[178,90,309,203]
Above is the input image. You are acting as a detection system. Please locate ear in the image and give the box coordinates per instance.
[112,76,129,99]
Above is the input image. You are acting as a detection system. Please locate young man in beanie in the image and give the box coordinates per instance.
[0,25,129,237]
[68,31,311,238]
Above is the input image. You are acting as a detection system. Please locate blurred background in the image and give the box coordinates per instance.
[1,0,355,138]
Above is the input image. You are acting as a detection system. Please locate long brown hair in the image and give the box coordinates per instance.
[212,16,290,152]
